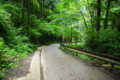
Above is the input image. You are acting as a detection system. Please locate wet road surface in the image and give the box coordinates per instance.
[41,44,115,80]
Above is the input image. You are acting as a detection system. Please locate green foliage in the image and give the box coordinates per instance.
[0,35,35,79]
[0,6,12,29]
[2,3,22,26]
[84,28,120,56]
[0,3,36,78]
[0,38,12,78]
[65,43,85,49]
[0,0,61,79]
[38,21,62,44]
[61,46,91,61]
[1,0,120,79]
[31,0,40,11]
[28,14,62,44]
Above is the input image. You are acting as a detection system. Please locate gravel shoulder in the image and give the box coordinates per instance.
[4,53,35,80]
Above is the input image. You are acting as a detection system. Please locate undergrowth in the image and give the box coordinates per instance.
[0,37,36,79]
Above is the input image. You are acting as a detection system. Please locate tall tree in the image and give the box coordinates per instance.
[86,0,94,27]
[104,0,111,29]
[80,9,88,28]
[27,0,31,36]
[96,0,101,31]
[21,0,24,25]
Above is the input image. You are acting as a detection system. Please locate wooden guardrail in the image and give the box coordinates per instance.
[60,44,120,70]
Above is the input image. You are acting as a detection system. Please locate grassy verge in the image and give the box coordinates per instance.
[60,45,120,72]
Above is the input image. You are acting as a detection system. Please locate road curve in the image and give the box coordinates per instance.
[41,44,115,80]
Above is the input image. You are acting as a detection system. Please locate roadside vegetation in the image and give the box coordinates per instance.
[56,0,120,57]
[0,0,60,78]
[0,0,120,79]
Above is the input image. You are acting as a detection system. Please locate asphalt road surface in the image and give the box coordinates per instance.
[41,44,115,80]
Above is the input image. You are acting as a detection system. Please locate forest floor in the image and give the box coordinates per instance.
[4,44,120,80]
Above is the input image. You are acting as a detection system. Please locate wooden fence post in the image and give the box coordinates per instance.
[76,52,78,56]
[110,63,114,72]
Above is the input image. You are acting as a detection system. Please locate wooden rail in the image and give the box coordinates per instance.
[60,44,120,70]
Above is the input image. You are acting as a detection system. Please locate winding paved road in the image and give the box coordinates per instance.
[41,44,115,80]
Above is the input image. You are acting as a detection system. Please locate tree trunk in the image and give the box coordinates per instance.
[86,0,94,27]
[104,0,111,29]
[62,26,64,42]
[21,0,24,25]
[71,25,73,43]
[28,0,31,36]
[78,21,81,42]
[38,0,41,18]
[43,0,45,17]
[80,9,88,28]
[96,0,101,31]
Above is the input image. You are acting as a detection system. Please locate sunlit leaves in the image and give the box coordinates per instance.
[110,7,120,13]
[0,38,4,47]
[0,7,12,27]
[31,0,40,11]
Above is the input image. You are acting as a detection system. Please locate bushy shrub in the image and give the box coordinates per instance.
[2,3,22,27]
[84,28,120,56]
[0,38,13,78]
[0,35,35,78]
[0,6,12,36]
[0,18,35,79]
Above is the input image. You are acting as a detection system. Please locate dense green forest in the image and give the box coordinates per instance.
[0,0,120,79]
